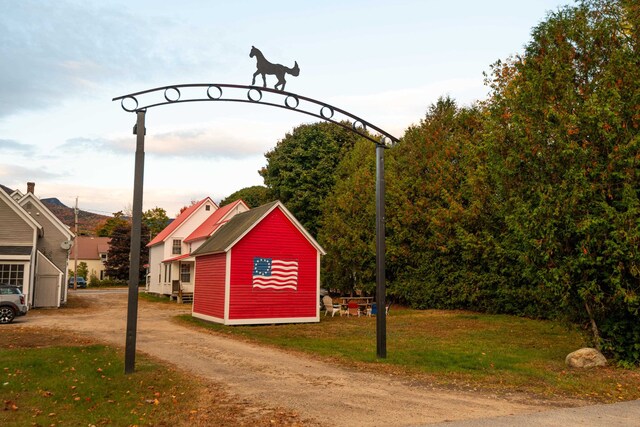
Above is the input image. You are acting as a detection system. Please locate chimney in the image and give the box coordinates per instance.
[27,182,35,194]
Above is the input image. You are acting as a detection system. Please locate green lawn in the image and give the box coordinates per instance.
[0,333,303,426]
[177,307,640,401]
[0,344,196,426]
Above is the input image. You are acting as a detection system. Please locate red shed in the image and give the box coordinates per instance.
[191,201,325,325]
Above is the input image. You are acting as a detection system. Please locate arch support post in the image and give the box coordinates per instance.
[125,109,146,374]
[375,142,387,358]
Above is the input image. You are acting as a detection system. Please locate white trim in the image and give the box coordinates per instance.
[0,190,42,234]
[10,190,24,200]
[192,311,225,324]
[316,251,321,318]
[19,193,74,239]
[149,196,217,247]
[224,201,326,255]
[225,316,319,326]
[224,250,231,321]
[0,255,31,261]
[36,250,64,274]
[35,251,63,308]
[191,258,197,312]
[184,199,250,243]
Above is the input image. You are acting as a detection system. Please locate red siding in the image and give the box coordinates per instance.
[228,208,317,320]
[193,252,226,319]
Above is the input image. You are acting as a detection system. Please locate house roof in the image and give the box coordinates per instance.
[191,201,325,257]
[0,245,33,256]
[0,184,14,195]
[184,199,248,243]
[18,192,74,240]
[0,188,43,236]
[70,236,111,259]
[162,253,193,263]
[147,197,216,247]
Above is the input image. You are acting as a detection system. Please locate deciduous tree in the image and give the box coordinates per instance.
[142,207,170,240]
[260,122,360,237]
[219,186,272,208]
[95,211,129,237]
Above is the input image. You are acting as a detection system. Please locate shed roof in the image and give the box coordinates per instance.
[191,201,325,257]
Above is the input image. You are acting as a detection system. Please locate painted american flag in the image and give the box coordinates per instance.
[252,257,298,290]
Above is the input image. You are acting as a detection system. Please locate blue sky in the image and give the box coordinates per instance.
[1,0,570,217]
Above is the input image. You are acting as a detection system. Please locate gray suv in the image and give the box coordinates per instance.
[0,283,28,324]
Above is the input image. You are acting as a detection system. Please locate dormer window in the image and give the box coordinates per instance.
[206,205,211,211]
[172,239,182,255]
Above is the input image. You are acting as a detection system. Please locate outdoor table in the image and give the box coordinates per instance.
[339,297,373,315]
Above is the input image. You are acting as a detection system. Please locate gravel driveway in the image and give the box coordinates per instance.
[22,290,582,426]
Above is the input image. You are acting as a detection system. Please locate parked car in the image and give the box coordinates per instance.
[0,283,28,324]
[68,277,87,288]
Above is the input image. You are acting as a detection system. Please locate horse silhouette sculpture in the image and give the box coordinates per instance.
[250,46,300,91]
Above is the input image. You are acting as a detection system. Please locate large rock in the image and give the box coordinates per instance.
[565,347,607,368]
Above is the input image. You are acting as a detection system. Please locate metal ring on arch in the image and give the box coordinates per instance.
[284,95,299,109]
[121,96,139,112]
[352,120,366,132]
[247,88,263,102]
[164,87,181,102]
[320,106,334,120]
[207,85,223,100]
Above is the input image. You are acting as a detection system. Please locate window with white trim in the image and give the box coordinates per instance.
[0,264,25,289]
[172,239,182,255]
[180,264,190,283]
[164,264,172,282]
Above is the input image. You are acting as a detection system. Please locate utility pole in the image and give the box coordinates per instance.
[74,197,78,290]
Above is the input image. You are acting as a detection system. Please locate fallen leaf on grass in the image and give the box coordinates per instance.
[4,400,18,411]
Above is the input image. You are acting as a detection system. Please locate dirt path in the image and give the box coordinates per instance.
[22,291,582,426]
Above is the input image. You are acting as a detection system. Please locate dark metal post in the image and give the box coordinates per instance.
[125,110,146,374]
[375,143,387,358]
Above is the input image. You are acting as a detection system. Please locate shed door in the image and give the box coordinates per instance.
[33,275,60,308]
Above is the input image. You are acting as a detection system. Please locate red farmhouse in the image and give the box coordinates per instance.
[191,201,325,325]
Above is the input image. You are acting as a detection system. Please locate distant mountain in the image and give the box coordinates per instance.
[40,199,110,236]
[40,197,66,207]
[0,184,110,236]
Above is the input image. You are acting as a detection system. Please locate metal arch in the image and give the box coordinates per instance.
[116,82,395,373]
[113,83,399,146]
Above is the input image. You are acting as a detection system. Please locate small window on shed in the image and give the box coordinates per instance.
[205,205,211,211]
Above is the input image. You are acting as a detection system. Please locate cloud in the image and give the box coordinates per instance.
[0,163,65,184]
[327,78,487,136]
[57,122,276,159]
[146,128,270,159]
[56,137,112,153]
[0,139,35,154]
[0,1,226,120]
